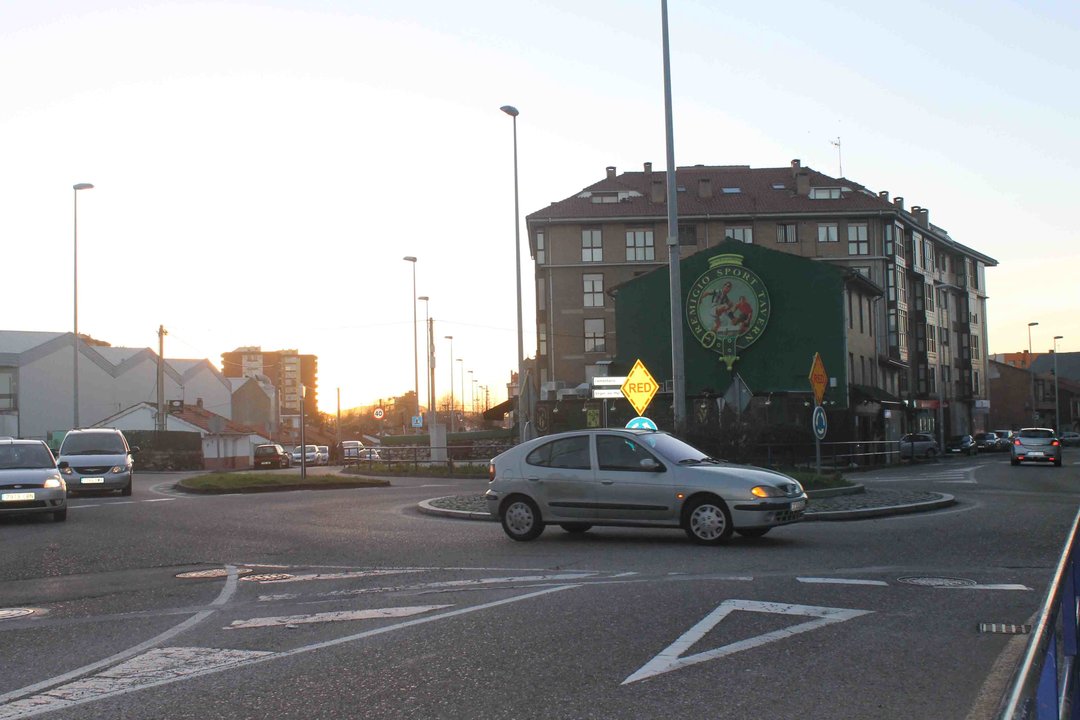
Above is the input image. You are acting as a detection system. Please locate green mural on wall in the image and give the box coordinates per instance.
[613,239,850,407]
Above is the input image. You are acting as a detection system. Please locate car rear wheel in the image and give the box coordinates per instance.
[1055,458,1063,467]
[53,508,67,522]
[736,527,770,538]
[684,497,733,545]
[500,497,544,541]
[1011,457,1020,466]
[925,448,938,459]
[559,523,592,533]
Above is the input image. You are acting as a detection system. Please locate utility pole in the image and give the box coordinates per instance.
[156,325,168,431]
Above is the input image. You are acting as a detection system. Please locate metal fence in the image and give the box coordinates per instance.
[998,507,1080,719]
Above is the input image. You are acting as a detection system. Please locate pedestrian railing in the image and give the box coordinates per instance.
[998,507,1080,719]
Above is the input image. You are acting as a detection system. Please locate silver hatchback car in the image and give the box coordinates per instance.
[1010,428,1063,467]
[0,438,67,522]
[485,429,807,544]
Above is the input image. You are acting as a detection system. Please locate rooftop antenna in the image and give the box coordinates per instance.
[830,136,843,178]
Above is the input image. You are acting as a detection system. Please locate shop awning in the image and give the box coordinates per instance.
[851,384,903,405]
[483,397,515,421]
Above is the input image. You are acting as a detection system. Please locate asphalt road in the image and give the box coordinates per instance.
[1,454,1078,719]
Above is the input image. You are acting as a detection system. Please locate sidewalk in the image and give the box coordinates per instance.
[417,485,956,522]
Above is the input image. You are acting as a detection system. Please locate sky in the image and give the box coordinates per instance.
[3,0,1078,414]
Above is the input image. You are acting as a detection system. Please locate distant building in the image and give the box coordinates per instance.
[988,359,1079,432]
[0,330,231,441]
[525,160,997,441]
[220,347,318,440]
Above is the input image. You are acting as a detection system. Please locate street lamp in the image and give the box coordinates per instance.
[500,104,526,444]
[403,256,419,431]
[418,296,431,426]
[1054,336,1064,432]
[457,358,465,425]
[1028,322,1039,425]
[72,182,94,429]
[444,335,454,434]
[468,369,475,416]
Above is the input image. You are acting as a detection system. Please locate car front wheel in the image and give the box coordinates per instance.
[684,497,733,545]
[500,497,544,541]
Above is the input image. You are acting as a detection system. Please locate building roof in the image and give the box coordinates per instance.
[1031,352,1080,382]
[525,162,997,266]
[0,330,66,354]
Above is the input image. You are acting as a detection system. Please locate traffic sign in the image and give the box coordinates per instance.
[411,415,423,428]
[593,376,628,387]
[373,407,385,420]
[812,405,828,440]
[626,416,658,430]
[621,359,659,417]
[592,388,624,399]
[808,353,828,406]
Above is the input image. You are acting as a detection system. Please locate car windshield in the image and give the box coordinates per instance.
[0,444,56,469]
[1019,430,1055,439]
[255,446,276,456]
[948,436,967,443]
[634,432,722,464]
[61,433,127,454]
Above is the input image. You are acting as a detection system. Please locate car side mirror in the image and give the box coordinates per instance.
[130,446,141,454]
[640,458,663,472]
[57,461,69,470]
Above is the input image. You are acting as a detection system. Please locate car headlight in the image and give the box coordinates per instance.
[110,464,131,474]
[60,466,74,475]
[751,485,784,498]
[43,476,64,489]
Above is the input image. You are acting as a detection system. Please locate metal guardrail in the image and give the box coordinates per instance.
[999,507,1080,719]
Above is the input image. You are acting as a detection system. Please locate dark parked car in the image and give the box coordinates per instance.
[973,432,999,452]
[254,444,291,469]
[1060,431,1080,448]
[946,435,977,456]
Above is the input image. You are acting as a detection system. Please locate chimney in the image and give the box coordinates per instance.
[606,166,617,180]
[795,169,810,196]
[196,397,204,409]
[911,205,922,216]
[917,207,929,228]
[791,158,801,175]
[878,190,890,202]
[651,179,665,203]
[698,177,713,199]
[893,196,904,211]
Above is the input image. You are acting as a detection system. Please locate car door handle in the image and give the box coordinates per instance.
[601,480,614,485]
[526,476,540,482]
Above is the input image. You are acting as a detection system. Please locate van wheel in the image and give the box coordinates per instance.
[53,508,68,522]
[121,482,132,497]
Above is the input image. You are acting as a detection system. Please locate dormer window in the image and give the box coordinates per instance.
[809,187,842,200]
[721,187,741,194]
[772,182,786,190]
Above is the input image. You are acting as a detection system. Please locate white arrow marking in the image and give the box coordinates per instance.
[226,605,452,629]
[623,599,872,685]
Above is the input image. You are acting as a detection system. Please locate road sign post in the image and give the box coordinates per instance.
[808,354,829,474]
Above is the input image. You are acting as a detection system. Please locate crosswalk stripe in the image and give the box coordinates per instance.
[226,605,452,629]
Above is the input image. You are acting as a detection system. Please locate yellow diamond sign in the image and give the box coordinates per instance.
[808,352,828,406]
[621,359,659,417]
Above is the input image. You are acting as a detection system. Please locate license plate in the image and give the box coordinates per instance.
[81,477,105,484]
[791,500,806,511]
[1029,451,1044,457]
[2,492,35,502]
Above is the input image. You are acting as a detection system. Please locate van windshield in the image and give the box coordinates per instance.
[61,433,127,455]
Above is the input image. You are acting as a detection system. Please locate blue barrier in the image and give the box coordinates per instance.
[999,507,1080,719]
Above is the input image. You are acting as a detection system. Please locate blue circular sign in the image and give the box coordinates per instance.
[626,416,658,431]
[812,405,828,440]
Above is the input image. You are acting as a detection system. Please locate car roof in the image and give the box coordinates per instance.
[0,438,47,446]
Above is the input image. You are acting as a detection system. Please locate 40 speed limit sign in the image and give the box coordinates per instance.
[373,407,385,420]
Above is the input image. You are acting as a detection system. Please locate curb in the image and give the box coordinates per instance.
[802,493,956,521]
[416,491,957,523]
[417,497,496,521]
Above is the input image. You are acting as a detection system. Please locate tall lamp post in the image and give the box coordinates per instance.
[419,296,431,426]
[1054,336,1064,431]
[403,256,419,431]
[468,369,475,416]
[500,104,526,444]
[457,359,465,428]
[72,182,94,429]
[1028,322,1039,425]
[444,335,455,434]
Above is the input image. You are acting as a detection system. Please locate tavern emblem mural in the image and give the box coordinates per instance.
[686,254,771,370]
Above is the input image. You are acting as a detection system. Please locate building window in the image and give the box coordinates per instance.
[722,187,741,194]
[584,319,606,353]
[895,226,907,261]
[625,229,655,261]
[726,226,753,244]
[928,367,937,395]
[536,231,545,264]
[925,284,935,312]
[809,187,841,199]
[848,223,869,255]
[538,323,547,356]
[776,223,797,243]
[971,335,980,360]
[583,274,604,308]
[896,269,907,306]
[928,325,937,354]
[817,223,838,243]
[924,240,934,270]
[581,229,603,262]
[973,371,981,395]
[940,324,949,346]
[898,310,909,351]
[912,232,923,270]
[884,224,893,256]
[678,225,697,246]
[0,368,16,411]
[537,278,546,312]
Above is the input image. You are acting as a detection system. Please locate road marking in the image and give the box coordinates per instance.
[0,565,241,706]
[256,573,601,601]
[944,584,1032,591]
[0,584,579,718]
[226,605,452,629]
[242,569,431,584]
[622,599,871,685]
[797,577,889,587]
[143,498,175,503]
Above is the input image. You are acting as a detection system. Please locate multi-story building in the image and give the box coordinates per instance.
[524,160,997,440]
[220,347,318,439]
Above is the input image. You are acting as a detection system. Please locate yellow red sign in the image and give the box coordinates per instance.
[808,352,828,405]
[621,359,659,417]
